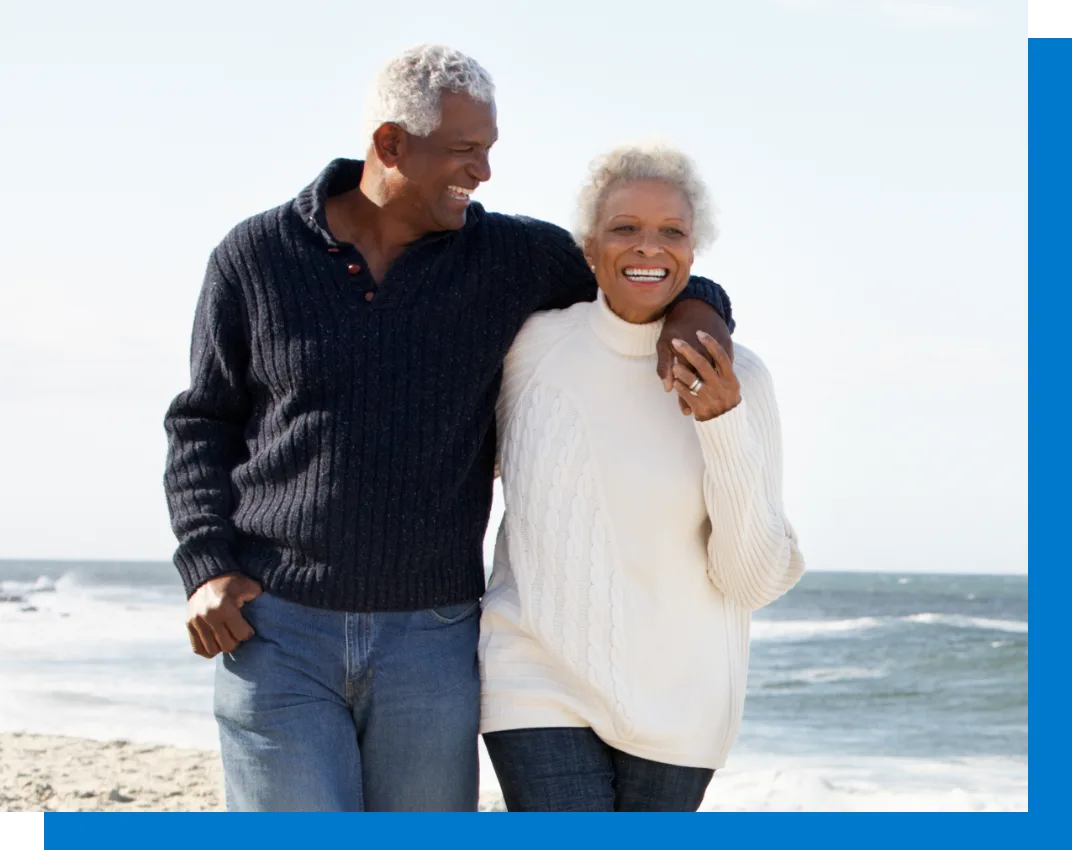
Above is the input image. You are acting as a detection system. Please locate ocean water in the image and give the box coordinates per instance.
[0,560,1027,811]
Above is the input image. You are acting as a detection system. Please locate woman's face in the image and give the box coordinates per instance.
[585,179,695,324]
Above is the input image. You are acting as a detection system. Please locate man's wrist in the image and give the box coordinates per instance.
[674,276,734,333]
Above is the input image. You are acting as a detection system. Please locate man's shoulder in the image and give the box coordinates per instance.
[211,198,303,274]
[480,211,575,248]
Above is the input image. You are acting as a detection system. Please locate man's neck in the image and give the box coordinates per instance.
[325,164,427,279]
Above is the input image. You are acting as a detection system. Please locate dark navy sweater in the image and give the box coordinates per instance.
[163,159,734,611]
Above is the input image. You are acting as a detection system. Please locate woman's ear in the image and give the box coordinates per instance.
[583,241,596,272]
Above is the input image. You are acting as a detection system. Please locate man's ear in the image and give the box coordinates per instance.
[372,123,405,168]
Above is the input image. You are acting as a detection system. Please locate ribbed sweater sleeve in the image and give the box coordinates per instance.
[693,352,805,610]
[163,250,252,597]
[524,217,735,331]
[523,217,598,311]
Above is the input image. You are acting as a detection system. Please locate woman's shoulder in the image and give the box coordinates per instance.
[521,299,592,334]
[507,301,590,366]
[499,302,590,413]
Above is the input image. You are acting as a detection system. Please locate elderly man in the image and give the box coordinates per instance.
[164,44,734,812]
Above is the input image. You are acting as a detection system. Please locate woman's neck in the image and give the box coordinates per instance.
[601,290,666,325]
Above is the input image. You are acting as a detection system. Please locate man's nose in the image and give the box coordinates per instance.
[470,151,492,183]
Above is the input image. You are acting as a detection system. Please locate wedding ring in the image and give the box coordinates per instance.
[688,377,703,396]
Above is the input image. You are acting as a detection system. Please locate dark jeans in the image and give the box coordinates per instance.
[483,727,714,812]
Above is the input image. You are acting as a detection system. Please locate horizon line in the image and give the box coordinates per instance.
[0,556,1028,578]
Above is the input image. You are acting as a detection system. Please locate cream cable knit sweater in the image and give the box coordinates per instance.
[479,292,805,769]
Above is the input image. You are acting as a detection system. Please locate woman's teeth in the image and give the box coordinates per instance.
[623,268,668,282]
[447,186,473,202]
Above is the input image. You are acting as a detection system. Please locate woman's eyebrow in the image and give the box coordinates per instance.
[607,214,689,224]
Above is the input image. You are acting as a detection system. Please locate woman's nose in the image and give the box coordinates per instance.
[635,233,663,256]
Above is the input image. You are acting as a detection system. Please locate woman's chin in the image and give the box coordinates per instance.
[613,300,676,324]
[619,285,676,315]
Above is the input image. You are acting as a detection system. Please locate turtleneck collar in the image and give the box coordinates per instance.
[588,289,665,357]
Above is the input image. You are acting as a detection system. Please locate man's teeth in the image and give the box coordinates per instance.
[623,268,668,281]
[448,186,473,200]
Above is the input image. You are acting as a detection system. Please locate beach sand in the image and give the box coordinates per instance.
[0,733,224,812]
[0,731,1025,812]
[0,732,510,812]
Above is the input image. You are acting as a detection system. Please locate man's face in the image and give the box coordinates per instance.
[395,91,498,232]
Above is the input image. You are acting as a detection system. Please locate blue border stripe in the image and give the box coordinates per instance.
[1028,37,1069,819]
[43,811,1028,847]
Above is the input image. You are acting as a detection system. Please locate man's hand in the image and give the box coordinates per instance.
[670,332,741,421]
[186,573,262,659]
[657,298,734,414]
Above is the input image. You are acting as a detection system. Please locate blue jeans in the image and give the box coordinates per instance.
[213,591,481,811]
[483,727,714,812]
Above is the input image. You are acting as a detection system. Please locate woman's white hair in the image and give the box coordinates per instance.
[573,143,718,253]
[364,44,495,141]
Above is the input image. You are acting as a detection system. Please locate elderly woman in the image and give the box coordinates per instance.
[478,145,806,812]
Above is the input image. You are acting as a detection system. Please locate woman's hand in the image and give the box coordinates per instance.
[670,331,741,422]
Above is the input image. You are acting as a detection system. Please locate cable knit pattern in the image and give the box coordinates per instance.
[499,358,634,736]
[480,292,804,769]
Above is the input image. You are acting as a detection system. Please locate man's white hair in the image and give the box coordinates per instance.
[573,143,718,253]
[364,44,495,141]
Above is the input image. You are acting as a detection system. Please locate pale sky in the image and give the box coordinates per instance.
[0,0,1026,574]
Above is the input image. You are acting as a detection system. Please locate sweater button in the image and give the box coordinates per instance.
[347,263,361,275]
[364,291,374,302]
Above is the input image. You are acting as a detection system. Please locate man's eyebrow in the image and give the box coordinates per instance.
[448,133,498,146]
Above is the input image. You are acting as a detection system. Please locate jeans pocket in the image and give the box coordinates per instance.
[426,600,481,626]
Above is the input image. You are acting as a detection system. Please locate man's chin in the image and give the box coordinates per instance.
[431,202,469,231]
